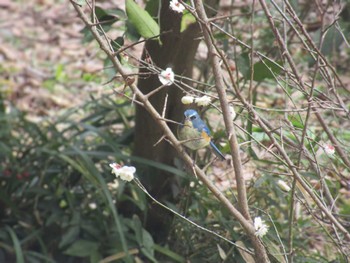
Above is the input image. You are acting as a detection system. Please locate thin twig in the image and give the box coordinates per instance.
[193,0,269,261]
[70,0,257,245]
[133,178,254,255]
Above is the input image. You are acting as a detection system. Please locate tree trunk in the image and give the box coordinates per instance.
[134,1,201,192]
[133,0,218,241]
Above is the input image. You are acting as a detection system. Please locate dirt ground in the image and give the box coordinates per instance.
[0,0,112,121]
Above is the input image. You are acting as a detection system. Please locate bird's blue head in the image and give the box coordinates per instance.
[183,109,209,133]
[184,109,199,120]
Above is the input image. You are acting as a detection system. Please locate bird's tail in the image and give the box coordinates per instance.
[210,141,226,160]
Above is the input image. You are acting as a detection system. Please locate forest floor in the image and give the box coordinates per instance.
[0,0,238,189]
[0,0,113,121]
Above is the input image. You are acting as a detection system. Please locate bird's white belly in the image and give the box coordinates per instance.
[178,125,210,150]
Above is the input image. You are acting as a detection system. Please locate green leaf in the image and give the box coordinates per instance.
[80,27,94,43]
[288,115,304,129]
[126,20,141,42]
[153,244,185,262]
[5,226,24,263]
[111,36,124,51]
[55,64,65,81]
[252,131,268,142]
[126,186,147,211]
[132,215,143,244]
[59,225,80,249]
[236,52,282,81]
[126,0,160,39]
[339,130,350,141]
[320,25,344,57]
[24,251,56,263]
[142,229,154,253]
[252,59,282,81]
[90,250,103,263]
[94,6,121,23]
[145,0,159,16]
[236,52,250,79]
[81,6,124,43]
[264,237,287,263]
[129,215,156,261]
[140,229,156,262]
[181,10,196,32]
[63,239,99,257]
[103,58,117,79]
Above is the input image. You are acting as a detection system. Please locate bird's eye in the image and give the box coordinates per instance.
[190,115,196,120]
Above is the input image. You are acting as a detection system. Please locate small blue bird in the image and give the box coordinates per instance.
[178,109,226,160]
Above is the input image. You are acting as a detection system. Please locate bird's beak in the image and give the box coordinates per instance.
[183,118,192,127]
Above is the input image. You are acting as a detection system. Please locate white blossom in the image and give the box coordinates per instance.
[158,67,174,86]
[229,106,236,120]
[109,163,136,182]
[169,0,185,13]
[195,95,211,106]
[277,180,291,192]
[108,179,120,190]
[181,95,194,104]
[324,144,335,156]
[254,217,269,238]
[88,202,97,210]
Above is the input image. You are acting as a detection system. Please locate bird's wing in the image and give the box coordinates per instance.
[193,119,211,136]
[202,125,211,136]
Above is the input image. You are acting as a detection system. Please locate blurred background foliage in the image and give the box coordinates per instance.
[1,0,350,262]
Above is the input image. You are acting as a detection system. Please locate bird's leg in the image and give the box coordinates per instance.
[191,163,198,179]
[194,151,198,166]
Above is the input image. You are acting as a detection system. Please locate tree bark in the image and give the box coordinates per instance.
[133,0,218,241]
[134,1,201,194]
